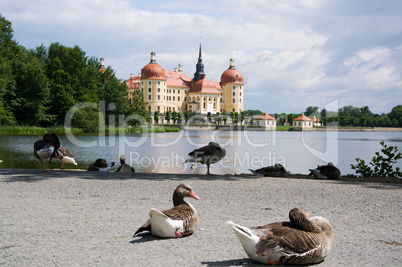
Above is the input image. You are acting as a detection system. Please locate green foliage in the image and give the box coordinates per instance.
[351,141,402,177]
[244,109,264,116]
[153,111,159,123]
[70,107,103,133]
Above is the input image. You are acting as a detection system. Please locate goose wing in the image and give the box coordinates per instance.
[133,204,197,237]
[57,147,73,158]
[255,224,322,257]
[162,204,198,235]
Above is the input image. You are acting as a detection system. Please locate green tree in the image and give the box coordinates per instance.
[127,89,149,126]
[0,15,19,124]
[165,111,171,124]
[172,111,178,124]
[154,111,159,124]
[184,110,190,122]
[388,105,402,123]
[215,112,221,124]
[305,106,319,117]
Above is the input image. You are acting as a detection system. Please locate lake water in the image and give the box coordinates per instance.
[0,130,401,176]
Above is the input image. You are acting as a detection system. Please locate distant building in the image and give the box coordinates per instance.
[254,113,276,130]
[125,43,244,115]
[293,114,313,130]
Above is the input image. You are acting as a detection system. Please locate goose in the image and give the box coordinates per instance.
[227,208,334,265]
[133,183,199,238]
[57,147,77,169]
[116,155,135,173]
[309,162,341,179]
[184,142,226,175]
[249,164,288,177]
[87,158,115,171]
[33,133,60,172]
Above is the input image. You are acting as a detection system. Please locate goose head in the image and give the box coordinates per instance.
[173,184,199,206]
[119,155,126,165]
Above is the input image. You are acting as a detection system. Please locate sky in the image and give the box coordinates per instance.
[2,0,402,114]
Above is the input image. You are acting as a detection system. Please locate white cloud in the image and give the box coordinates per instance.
[1,0,401,114]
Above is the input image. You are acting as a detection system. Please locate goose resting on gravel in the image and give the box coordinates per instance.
[116,155,135,173]
[249,164,288,177]
[33,133,60,172]
[309,162,341,179]
[87,158,115,171]
[184,142,226,175]
[57,147,77,169]
[133,184,199,238]
[227,208,334,265]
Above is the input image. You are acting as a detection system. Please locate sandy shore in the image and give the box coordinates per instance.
[1,168,401,266]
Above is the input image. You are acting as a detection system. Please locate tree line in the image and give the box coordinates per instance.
[245,105,402,127]
[0,15,148,131]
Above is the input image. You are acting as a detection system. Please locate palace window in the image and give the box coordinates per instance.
[157,95,160,100]
[148,95,151,100]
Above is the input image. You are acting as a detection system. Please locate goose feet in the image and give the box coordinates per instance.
[268,259,281,266]
[175,231,184,237]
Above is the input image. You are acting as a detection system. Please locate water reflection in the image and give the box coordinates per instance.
[0,131,401,176]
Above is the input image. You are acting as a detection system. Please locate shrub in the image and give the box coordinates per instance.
[351,141,402,177]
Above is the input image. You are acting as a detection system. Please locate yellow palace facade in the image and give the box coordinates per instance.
[126,44,244,115]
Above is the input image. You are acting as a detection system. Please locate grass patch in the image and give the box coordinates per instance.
[0,126,83,135]
[276,125,292,131]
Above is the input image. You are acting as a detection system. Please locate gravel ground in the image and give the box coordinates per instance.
[1,168,401,266]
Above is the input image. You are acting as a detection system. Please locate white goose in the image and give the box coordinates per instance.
[184,142,226,175]
[133,184,199,238]
[57,147,77,169]
[227,208,334,265]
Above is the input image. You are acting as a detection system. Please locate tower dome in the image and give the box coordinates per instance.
[221,58,243,84]
[141,51,165,79]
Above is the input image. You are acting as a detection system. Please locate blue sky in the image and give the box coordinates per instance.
[2,0,401,114]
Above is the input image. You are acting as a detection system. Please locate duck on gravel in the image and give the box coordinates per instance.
[133,184,199,238]
[57,147,77,169]
[116,155,135,173]
[309,162,341,179]
[227,208,334,265]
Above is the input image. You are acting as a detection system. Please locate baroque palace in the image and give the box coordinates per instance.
[125,44,244,115]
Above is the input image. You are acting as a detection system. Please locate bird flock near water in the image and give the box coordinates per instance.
[32,132,341,179]
[31,132,338,265]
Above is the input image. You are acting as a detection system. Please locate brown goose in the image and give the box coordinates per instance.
[133,184,199,238]
[33,133,60,172]
[57,147,77,169]
[184,142,226,175]
[87,158,115,171]
[227,208,334,265]
[116,155,135,173]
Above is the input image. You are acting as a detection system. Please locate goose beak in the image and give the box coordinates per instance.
[305,212,310,218]
[190,190,200,200]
